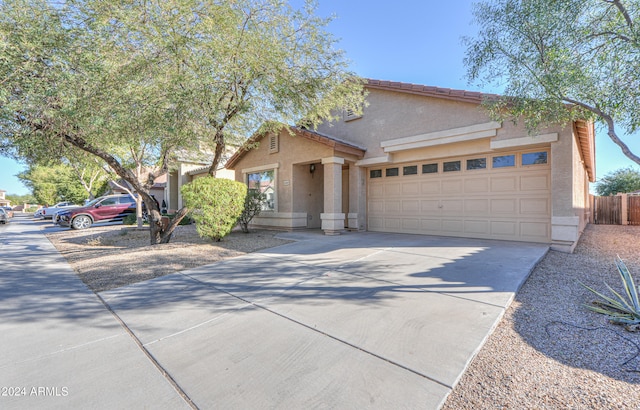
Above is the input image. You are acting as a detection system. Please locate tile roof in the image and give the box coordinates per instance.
[365,79,498,104]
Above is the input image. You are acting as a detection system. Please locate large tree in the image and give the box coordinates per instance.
[0,0,364,244]
[464,0,640,166]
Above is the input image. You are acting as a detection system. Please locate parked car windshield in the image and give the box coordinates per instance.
[84,198,101,207]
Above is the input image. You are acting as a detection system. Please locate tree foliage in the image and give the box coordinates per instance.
[181,177,246,241]
[5,193,37,205]
[465,0,640,166]
[595,167,640,196]
[17,164,100,205]
[0,0,363,244]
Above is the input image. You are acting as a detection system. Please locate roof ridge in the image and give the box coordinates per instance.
[364,78,498,104]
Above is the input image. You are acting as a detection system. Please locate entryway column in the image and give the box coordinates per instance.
[347,165,364,230]
[320,156,345,235]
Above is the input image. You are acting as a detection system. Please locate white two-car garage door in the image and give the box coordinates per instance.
[367,150,551,243]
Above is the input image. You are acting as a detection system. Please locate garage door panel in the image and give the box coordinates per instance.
[421,181,441,195]
[520,198,550,216]
[465,199,489,215]
[441,179,463,194]
[385,184,401,196]
[420,200,440,213]
[521,174,549,191]
[442,220,464,233]
[520,221,549,240]
[402,182,420,195]
[491,176,518,192]
[384,218,402,229]
[491,221,518,236]
[441,200,463,214]
[368,217,384,230]
[491,198,517,214]
[421,219,441,231]
[464,220,489,234]
[385,200,401,213]
[465,177,489,193]
[369,184,384,198]
[402,218,421,230]
[402,200,420,213]
[369,199,384,213]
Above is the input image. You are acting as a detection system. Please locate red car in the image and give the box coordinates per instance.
[57,194,140,230]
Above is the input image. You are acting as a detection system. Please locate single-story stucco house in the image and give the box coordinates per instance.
[226,79,595,253]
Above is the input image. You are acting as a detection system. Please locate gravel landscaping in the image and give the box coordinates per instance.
[443,224,640,409]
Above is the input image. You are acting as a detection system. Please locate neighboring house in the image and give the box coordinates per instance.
[0,190,10,207]
[166,149,236,213]
[226,79,595,253]
[108,172,167,208]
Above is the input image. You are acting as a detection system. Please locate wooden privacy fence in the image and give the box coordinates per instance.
[630,196,640,225]
[591,194,640,225]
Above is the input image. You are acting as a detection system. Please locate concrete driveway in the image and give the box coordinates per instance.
[1,218,548,409]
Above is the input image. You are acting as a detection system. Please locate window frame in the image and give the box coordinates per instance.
[443,161,461,172]
[492,154,516,168]
[466,158,487,170]
[385,167,399,177]
[242,163,279,212]
[403,165,418,176]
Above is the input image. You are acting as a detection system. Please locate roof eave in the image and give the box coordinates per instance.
[573,119,596,182]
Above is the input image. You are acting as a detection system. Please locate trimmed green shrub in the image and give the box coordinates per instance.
[181,177,247,241]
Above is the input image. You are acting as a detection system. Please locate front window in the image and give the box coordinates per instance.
[247,170,275,211]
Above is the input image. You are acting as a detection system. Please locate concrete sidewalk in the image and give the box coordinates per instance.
[0,217,189,409]
[1,217,548,409]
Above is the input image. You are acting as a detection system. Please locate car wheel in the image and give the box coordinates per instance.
[72,215,92,230]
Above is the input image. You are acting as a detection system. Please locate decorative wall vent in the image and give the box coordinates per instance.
[269,134,279,153]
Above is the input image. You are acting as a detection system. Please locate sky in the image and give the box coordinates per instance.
[1,0,639,196]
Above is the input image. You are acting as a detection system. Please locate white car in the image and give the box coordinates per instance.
[40,202,82,220]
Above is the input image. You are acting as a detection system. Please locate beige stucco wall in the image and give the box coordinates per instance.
[551,127,591,252]
[549,124,592,252]
[317,89,489,159]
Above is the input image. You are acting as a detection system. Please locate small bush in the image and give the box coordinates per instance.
[123,214,137,225]
[181,177,247,241]
[238,189,266,233]
[164,214,193,225]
